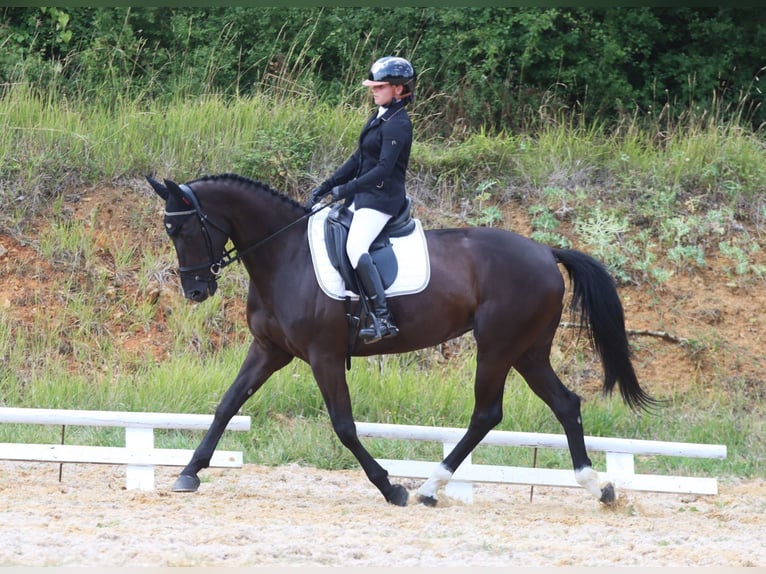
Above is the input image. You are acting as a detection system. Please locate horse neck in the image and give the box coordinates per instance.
[196,178,307,260]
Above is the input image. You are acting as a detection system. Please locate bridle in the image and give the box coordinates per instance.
[163,184,232,284]
[164,183,325,282]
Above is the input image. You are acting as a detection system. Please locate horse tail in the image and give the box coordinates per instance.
[552,248,657,412]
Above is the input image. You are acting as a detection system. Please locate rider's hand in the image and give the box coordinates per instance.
[307,183,330,207]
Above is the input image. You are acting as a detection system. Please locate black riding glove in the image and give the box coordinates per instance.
[307,183,330,207]
[330,185,346,201]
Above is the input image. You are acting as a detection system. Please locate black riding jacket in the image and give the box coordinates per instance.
[323,100,412,216]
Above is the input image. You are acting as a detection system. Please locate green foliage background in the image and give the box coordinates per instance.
[2,6,765,132]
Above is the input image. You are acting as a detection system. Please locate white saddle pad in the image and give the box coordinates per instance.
[307,206,430,301]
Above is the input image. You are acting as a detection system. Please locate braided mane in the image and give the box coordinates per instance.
[191,173,310,213]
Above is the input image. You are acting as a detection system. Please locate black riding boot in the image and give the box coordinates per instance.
[355,253,399,344]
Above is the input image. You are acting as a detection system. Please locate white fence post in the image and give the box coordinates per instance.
[443,442,473,503]
[606,451,635,479]
[0,408,251,491]
[125,427,155,491]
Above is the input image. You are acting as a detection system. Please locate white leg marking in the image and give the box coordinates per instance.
[575,466,604,498]
[417,463,453,500]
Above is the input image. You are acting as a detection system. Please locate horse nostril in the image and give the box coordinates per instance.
[181,279,215,302]
[184,289,200,300]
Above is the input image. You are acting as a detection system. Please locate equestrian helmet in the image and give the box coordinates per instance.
[362,56,416,96]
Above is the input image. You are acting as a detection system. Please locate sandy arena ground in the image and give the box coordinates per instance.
[0,461,764,567]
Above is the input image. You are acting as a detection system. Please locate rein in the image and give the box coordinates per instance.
[170,183,333,277]
[214,206,321,272]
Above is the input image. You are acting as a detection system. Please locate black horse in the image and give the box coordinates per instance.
[147,173,655,506]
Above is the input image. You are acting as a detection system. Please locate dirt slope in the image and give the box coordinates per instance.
[1,183,765,400]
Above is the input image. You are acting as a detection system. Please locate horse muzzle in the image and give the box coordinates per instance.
[180,274,218,302]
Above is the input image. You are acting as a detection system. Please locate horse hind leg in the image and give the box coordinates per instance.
[417,350,509,506]
[515,351,616,504]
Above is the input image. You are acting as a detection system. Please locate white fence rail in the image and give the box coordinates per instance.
[0,408,250,491]
[355,422,727,502]
[0,410,727,499]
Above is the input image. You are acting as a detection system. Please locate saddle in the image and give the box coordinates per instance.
[323,198,416,295]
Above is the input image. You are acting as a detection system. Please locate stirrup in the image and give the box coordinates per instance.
[359,317,384,344]
[379,318,399,339]
[359,315,398,344]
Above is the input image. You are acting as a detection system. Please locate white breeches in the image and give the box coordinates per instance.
[346,206,392,269]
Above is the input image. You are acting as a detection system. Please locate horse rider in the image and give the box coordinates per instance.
[308,56,416,344]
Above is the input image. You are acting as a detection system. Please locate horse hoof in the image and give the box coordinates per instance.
[386,484,409,507]
[599,482,616,505]
[417,494,438,507]
[172,474,201,492]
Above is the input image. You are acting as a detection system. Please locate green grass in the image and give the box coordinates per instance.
[0,340,760,478]
[0,77,764,484]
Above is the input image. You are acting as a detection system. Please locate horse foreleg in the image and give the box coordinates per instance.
[516,355,616,504]
[330,413,409,506]
[173,341,292,492]
[312,363,409,506]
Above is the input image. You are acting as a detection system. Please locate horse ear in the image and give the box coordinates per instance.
[164,179,187,202]
[146,175,168,200]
